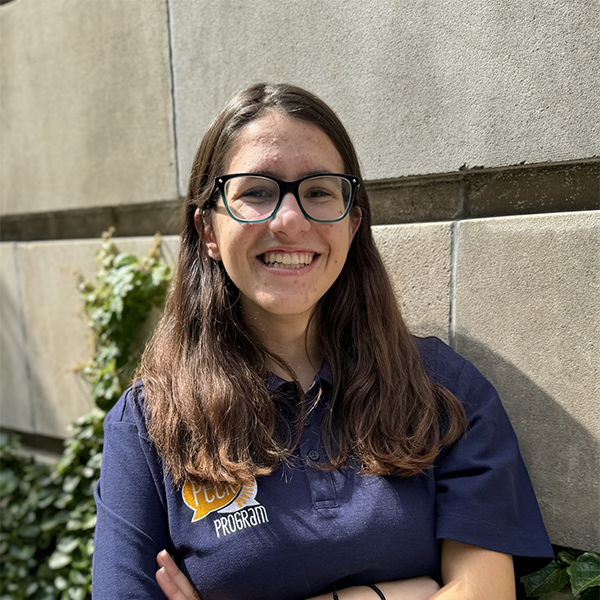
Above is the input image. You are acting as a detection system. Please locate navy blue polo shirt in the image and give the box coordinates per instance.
[92,337,553,599]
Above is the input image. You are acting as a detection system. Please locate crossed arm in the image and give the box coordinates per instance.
[155,540,516,600]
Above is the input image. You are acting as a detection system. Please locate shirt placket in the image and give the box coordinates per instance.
[298,382,338,510]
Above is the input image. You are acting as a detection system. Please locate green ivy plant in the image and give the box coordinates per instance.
[521,550,600,599]
[0,230,171,599]
[77,228,172,411]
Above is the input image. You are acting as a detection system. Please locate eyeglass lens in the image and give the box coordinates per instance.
[222,175,352,222]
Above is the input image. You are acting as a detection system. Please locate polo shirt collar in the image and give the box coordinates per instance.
[265,361,333,392]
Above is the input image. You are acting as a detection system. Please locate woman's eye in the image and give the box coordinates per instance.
[304,188,335,201]
[240,187,275,202]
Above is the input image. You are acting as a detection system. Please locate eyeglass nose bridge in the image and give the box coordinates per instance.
[273,180,309,219]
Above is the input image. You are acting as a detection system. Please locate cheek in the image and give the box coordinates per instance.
[205,215,245,263]
[331,224,355,254]
[214,223,260,270]
[323,228,354,269]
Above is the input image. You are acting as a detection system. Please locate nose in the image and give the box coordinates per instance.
[269,191,311,236]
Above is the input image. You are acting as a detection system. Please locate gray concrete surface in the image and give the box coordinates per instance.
[454,210,600,552]
[3,236,179,438]
[0,0,177,216]
[169,0,600,193]
[16,241,101,436]
[373,222,451,342]
[0,243,32,431]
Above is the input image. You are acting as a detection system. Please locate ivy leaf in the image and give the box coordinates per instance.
[41,518,60,532]
[55,493,74,509]
[522,560,569,596]
[57,536,80,554]
[80,513,97,530]
[54,575,69,590]
[556,551,576,568]
[63,475,82,494]
[70,588,88,600]
[113,253,137,268]
[0,470,19,495]
[10,544,36,561]
[68,569,88,585]
[87,451,102,466]
[19,524,40,538]
[48,551,72,570]
[568,553,600,596]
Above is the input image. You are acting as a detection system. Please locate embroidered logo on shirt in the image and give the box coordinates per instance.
[182,479,269,538]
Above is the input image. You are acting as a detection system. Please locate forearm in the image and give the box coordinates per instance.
[433,540,516,600]
[308,578,440,600]
[426,581,466,599]
[428,579,515,600]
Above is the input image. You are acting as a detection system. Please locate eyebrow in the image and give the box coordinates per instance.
[240,169,338,180]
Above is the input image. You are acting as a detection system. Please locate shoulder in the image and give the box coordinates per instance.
[415,336,469,386]
[100,383,163,492]
[103,382,150,438]
[414,336,501,416]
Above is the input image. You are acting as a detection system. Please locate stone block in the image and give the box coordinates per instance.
[372,222,451,342]
[169,0,599,190]
[0,243,32,431]
[0,0,176,216]
[454,211,600,551]
[12,235,179,438]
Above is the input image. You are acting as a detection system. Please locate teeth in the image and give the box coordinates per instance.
[262,252,314,267]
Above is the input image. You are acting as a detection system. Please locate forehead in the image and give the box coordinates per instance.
[224,112,344,175]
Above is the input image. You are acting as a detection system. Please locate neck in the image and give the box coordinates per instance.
[242,305,321,392]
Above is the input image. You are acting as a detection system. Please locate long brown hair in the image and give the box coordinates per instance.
[137,83,467,487]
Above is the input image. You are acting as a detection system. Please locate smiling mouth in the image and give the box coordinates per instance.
[260,251,316,269]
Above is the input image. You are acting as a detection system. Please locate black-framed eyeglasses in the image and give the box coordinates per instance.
[214,173,360,223]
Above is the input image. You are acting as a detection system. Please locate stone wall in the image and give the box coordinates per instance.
[1,0,598,554]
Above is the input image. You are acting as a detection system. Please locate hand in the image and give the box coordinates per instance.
[156,550,202,600]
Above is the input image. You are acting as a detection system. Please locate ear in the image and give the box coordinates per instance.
[195,208,221,260]
[349,208,362,243]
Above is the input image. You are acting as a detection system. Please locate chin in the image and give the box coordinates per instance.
[249,298,317,318]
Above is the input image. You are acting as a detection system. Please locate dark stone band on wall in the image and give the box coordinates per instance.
[367,159,599,225]
[0,200,185,242]
[1,159,598,242]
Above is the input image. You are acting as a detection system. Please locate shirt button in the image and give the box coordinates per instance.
[307,450,320,462]
[304,417,311,427]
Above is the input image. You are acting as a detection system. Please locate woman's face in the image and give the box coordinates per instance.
[202,111,361,325]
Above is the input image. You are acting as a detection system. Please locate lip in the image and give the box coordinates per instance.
[256,249,320,275]
[258,247,318,255]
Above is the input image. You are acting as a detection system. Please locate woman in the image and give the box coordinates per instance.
[92,83,553,600]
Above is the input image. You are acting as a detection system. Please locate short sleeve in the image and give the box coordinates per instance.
[92,388,171,599]
[419,337,554,576]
